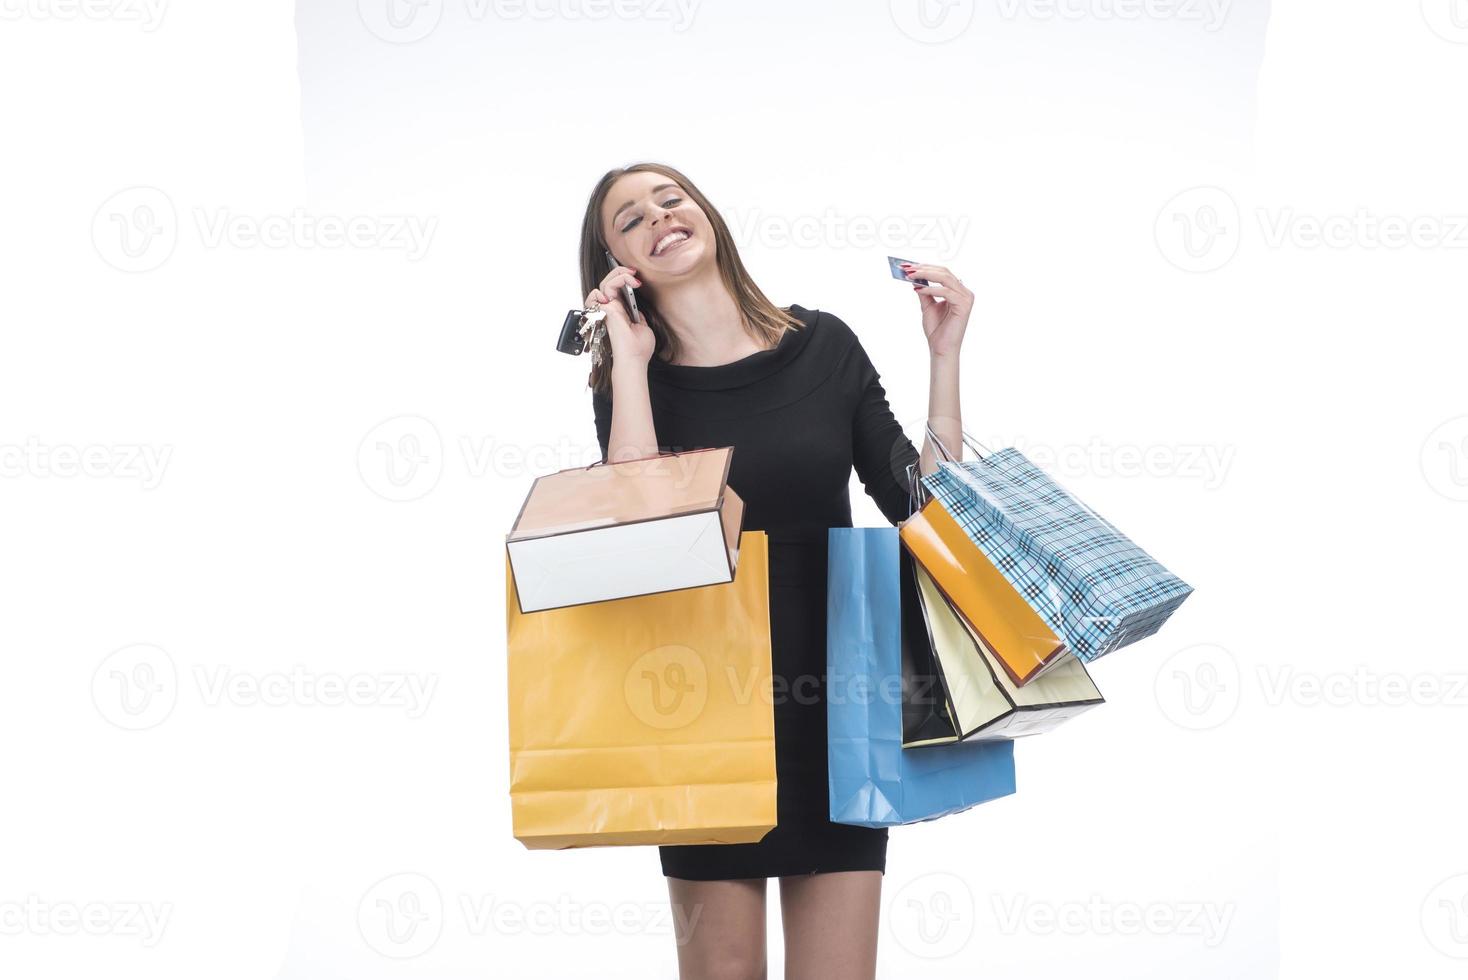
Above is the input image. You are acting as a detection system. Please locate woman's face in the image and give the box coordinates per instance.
[600,171,715,282]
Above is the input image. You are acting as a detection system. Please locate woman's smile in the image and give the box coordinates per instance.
[651,227,693,256]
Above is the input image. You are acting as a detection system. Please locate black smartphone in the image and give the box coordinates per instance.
[604,249,641,323]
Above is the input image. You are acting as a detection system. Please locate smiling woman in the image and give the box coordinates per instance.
[577,163,801,395]
[572,163,976,980]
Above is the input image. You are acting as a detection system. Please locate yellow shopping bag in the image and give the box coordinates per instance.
[506,530,777,849]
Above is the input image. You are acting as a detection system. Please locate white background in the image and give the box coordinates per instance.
[2,0,1466,977]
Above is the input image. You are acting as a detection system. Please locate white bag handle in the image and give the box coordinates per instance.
[906,422,996,516]
[922,420,993,465]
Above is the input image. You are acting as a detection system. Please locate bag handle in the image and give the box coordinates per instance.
[904,460,928,515]
[907,422,997,516]
[585,448,689,470]
[898,422,980,513]
[923,421,993,465]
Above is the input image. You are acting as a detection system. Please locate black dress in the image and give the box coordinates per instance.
[592,304,920,880]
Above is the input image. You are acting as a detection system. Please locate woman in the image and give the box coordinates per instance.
[580,162,972,980]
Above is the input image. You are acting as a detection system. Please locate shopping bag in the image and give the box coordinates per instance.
[507,529,776,849]
[895,542,968,748]
[909,557,1104,740]
[827,527,1016,828]
[900,496,1069,687]
[506,447,744,613]
[920,426,1194,663]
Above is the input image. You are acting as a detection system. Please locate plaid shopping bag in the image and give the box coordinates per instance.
[918,429,1193,663]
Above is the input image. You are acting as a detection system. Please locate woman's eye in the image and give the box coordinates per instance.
[618,197,682,234]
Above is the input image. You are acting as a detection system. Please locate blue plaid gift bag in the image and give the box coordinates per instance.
[918,425,1194,664]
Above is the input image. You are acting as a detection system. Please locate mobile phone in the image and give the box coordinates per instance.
[605,249,642,323]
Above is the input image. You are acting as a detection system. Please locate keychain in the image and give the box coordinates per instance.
[582,307,607,367]
[555,302,609,367]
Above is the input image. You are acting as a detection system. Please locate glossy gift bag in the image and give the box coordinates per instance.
[827,527,1016,828]
[507,529,777,849]
[901,495,1070,687]
[907,557,1104,741]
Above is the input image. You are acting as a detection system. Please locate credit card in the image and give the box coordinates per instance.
[887,255,930,286]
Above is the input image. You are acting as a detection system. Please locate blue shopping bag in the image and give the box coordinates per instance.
[827,527,1016,828]
[919,426,1194,664]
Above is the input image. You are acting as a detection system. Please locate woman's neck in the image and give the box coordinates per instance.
[653,269,768,366]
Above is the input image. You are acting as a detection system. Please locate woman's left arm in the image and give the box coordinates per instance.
[848,263,973,525]
[902,261,974,479]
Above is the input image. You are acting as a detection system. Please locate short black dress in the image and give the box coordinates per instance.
[592,305,920,880]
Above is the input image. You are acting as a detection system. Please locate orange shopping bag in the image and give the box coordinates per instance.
[900,498,1069,687]
[506,530,777,849]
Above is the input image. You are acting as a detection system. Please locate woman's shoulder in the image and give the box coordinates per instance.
[785,304,858,349]
[780,305,874,396]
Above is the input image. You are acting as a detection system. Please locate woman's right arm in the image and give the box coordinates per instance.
[586,263,659,463]
[604,365,658,462]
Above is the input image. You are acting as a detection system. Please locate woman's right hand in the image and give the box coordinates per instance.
[584,264,655,369]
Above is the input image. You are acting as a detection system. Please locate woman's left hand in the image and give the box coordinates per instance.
[901,262,973,359]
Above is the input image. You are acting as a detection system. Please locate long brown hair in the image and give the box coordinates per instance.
[579,162,802,393]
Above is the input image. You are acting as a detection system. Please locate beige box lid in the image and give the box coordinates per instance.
[508,447,735,541]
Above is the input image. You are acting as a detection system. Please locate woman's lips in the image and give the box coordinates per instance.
[651,229,691,256]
